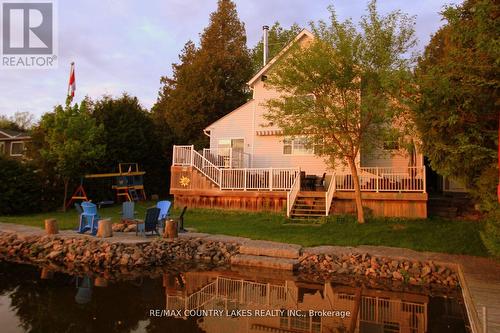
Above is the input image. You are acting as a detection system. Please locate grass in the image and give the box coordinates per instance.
[0,202,489,257]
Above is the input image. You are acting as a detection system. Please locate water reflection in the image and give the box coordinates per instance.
[0,261,469,333]
[163,271,431,333]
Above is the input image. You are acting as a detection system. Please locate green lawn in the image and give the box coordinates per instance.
[0,202,488,257]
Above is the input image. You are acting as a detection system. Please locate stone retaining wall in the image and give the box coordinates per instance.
[0,230,459,290]
[0,232,239,271]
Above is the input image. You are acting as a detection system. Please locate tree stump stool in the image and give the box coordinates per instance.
[44,218,59,235]
[96,219,113,238]
[164,219,178,239]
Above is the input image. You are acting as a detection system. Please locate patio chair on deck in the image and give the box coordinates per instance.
[315,173,326,191]
[135,207,161,236]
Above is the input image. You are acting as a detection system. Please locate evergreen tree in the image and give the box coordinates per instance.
[153,0,252,147]
[90,94,168,197]
[414,0,498,210]
[250,22,302,73]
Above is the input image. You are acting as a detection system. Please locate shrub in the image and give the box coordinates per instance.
[480,208,500,258]
[470,165,499,213]
[0,157,43,215]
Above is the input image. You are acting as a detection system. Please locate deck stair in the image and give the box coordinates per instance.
[231,240,302,271]
[289,191,328,219]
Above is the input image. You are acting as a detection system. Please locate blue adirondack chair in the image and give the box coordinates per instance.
[120,201,135,221]
[79,202,100,235]
[136,207,161,236]
[156,200,172,231]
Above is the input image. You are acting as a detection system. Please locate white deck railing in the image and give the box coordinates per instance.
[325,175,336,216]
[286,172,301,217]
[166,276,296,312]
[172,146,426,219]
[202,148,250,168]
[221,168,299,191]
[173,145,298,191]
[333,166,425,193]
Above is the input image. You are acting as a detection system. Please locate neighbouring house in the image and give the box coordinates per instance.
[0,128,31,160]
[170,29,428,218]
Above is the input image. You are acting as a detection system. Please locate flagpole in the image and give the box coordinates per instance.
[67,62,74,98]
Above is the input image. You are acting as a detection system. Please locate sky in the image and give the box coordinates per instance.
[0,0,461,120]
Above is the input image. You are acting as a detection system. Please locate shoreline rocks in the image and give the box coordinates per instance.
[0,231,239,270]
[297,252,459,289]
[0,230,460,291]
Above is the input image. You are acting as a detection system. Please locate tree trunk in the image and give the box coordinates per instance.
[347,157,365,223]
[62,178,69,212]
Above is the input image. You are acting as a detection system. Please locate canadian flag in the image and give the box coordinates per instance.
[68,62,76,98]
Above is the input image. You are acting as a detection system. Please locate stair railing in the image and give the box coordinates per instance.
[325,174,336,216]
[286,171,301,217]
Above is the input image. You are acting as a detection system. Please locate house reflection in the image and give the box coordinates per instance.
[163,270,428,333]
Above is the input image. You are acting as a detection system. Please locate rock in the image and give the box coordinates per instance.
[47,250,62,259]
[119,254,130,266]
[421,265,432,277]
[392,271,403,280]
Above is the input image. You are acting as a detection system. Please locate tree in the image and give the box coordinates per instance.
[153,0,252,147]
[265,1,417,223]
[250,22,302,73]
[0,111,34,132]
[414,0,498,211]
[90,94,168,197]
[0,156,42,214]
[34,101,105,211]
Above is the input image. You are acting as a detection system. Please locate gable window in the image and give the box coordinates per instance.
[283,136,315,155]
[10,141,24,156]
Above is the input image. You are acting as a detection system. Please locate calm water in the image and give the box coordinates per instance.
[0,261,470,333]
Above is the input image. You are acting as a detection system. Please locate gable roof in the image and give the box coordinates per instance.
[247,28,315,87]
[203,29,316,132]
[0,128,30,139]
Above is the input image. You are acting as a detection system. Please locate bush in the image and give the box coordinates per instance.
[470,165,498,213]
[0,157,43,215]
[480,208,500,258]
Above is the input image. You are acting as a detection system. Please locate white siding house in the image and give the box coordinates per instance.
[171,29,428,218]
[204,29,421,175]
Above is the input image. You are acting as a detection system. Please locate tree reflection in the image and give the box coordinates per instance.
[0,262,203,333]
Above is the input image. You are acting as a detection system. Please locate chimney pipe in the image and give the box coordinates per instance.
[263,25,269,66]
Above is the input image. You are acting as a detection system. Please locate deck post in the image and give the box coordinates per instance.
[190,145,194,166]
[172,145,176,165]
[229,148,233,168]
[376,167,379,192]
[423,165,427,193]
[269,167,273,191]
[219,169,222,190]
[244,169,247,191]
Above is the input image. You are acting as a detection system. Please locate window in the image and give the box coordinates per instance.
[0,142,4,155]
[218,138,244,151]
[283,136,317,155]
[10,141,24,156]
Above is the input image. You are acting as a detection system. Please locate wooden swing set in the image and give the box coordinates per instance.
[65,163,146,209]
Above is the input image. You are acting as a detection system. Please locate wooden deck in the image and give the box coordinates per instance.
[171,165,429,218]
